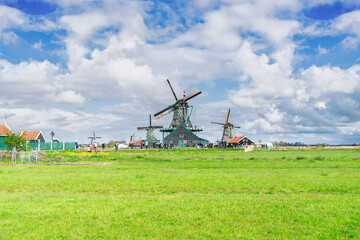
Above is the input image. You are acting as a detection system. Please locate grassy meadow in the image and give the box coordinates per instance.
[1,148,360,239]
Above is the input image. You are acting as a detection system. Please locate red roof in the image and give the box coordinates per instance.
[0,125,12,136]
[133,140,143,147]
[228,136,244,144]
[20,131,40,140]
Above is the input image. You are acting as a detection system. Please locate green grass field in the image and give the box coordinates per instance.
[1,148,360,239]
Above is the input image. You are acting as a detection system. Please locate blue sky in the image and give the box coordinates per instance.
[1,0,360,144]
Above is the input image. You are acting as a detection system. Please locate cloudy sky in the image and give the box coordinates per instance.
[1,0,360,144]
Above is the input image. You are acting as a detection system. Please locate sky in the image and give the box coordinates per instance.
[1,0,360,145]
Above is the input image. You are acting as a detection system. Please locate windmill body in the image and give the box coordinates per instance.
[154,79,208,147]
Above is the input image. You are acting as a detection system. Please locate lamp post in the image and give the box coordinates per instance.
[50,131,55,151]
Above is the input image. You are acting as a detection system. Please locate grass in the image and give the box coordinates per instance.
[0,148,360,239]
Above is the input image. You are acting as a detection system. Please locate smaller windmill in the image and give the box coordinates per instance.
[88,130,102,146]
[137,115,163,140]
[212,109,240,142]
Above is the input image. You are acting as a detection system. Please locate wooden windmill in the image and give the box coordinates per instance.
[88,130,101,146]
[154,79,202,131]
[137,115,163,140]
[212,109,240,142]
[154,79,208,148]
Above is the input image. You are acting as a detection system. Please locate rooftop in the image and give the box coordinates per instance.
[0,125,12,136]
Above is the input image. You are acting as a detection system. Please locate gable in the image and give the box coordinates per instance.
[0,125,12,136]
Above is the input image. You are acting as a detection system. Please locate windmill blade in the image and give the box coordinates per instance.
[149,114,152,127]
[137,127,147,130]
[183,89,201,102]
[96,137,102,139]
[225,109,230,123]
[154,106,173,119]
[167,79,178,101]
[211,122,225,126]
[233,125,241,129]
[152,125,163,129]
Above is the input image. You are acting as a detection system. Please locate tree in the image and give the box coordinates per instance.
[4,132,26,151]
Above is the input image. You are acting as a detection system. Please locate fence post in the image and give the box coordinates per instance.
[63,141,65,150]
[35,149,38,163]
[1,149,3,161]
[12,148,16,164]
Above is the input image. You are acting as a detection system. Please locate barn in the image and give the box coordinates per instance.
[163,125,208,148]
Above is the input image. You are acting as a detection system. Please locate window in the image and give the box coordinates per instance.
[180,134,184,138]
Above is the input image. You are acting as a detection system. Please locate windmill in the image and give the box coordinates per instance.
[137,115,163,140]
[154,79,202,131]
[88,130,101,146]
[212,109,241,142]
[154,79,208,148]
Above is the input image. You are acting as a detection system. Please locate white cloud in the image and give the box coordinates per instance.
[0,5,26,32]
[33,40,43,50]
[53,90,85,105]
[1,31,19,45]
[317,45,328,55]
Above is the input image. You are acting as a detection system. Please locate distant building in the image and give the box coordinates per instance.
[20,131,46,143]
[228,136,255,147]
[133,140,143,148]
[129,134,142,147]
[52,138,60,143]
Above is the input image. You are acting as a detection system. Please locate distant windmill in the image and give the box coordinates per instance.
[137,115,163,140]
[88,130,102,146]
[212,109,241,142]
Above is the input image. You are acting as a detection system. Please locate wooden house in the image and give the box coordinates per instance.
[20,131,46,143]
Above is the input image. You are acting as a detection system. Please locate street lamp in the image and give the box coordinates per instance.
[50,131,55,151]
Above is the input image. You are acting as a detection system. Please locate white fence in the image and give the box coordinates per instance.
[0,150,38,164]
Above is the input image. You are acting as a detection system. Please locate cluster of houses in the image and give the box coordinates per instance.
[0,123,64,151]
[0,124,46,142]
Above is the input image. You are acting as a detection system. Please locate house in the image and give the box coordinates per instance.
[0,125,12,149]
[228,136,255,147]
[163,125,208,148]
[20,131,46,143]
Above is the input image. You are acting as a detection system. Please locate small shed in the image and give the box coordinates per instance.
[20,131,46,143]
